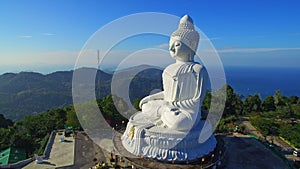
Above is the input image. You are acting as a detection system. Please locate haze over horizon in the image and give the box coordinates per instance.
[1,0,300,74]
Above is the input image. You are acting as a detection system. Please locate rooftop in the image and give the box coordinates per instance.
[0,147,26,166]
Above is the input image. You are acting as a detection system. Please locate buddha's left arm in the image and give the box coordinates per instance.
[193,65,208,103]
[172,65,208,109]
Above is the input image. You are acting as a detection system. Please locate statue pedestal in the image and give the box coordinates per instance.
[113,130,225,168]
[121,113,217,162]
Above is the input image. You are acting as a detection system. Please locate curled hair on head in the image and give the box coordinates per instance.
[171,14,200,54]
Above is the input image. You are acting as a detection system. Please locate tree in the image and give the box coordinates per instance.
[202,91,212,111]
[97,94,128,127]
[251,117,279,136]
[66,107,81,129]
[207,85,243,118]
[0,114,13,128]
[220,85,243,116]
[52,108,67,129]
[133,98,142,111]
[278,105,294,118]
[274,90,285,107]
[0,128,12,150]
[262,96,276,112]
[10,130,35,153]
[279,123,300,148]
[243,94,262,114]
[289,96,299,104]
[114,96,129,113]
[216,115,237,133]
[292,103,300,118]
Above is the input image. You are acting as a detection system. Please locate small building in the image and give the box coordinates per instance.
[0,147,26,166]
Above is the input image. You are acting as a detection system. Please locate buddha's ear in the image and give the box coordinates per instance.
[190,51,195,61]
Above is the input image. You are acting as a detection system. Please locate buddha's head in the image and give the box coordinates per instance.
[169,15,199,62]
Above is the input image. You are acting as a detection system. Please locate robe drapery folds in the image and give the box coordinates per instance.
[163,62,208,120]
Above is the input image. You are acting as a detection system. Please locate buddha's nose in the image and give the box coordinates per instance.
[169,44,175,53]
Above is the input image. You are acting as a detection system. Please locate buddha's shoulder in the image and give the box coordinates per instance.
[192,63,204,73]
[164,63,204,76]
[165,62,202,69]
[165,63,181,70]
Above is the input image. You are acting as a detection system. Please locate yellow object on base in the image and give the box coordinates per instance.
[129,125,135,140]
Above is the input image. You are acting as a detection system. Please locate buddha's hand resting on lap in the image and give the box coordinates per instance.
[166,101,180,116]
[139,95,163,109]
[139,91,165,109]
[139,96,151,109]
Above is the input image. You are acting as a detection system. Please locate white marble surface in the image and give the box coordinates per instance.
[121,15,216,162]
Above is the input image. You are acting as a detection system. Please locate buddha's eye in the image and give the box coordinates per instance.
[175,41,181,47]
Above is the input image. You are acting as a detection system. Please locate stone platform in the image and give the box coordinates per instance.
[113,131,225,169]
[23,132,75,169]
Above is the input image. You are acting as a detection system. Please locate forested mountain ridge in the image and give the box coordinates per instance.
[0,66,163,121]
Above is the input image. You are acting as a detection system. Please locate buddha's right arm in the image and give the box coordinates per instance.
[139,91,164,109]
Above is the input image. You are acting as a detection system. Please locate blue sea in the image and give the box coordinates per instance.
[224,66,300,99]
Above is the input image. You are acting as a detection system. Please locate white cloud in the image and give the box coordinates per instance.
[218,47,300,53]
[42,33,56,36]
[253,35,266,38]
[79,48,173,69]
[156,37,221,49]
[156,43,169,48]
[0,49,145,69]
[288,33,300,36]
[201,37,221,41]
[19,35,32,38]
[117,48,171,68]
[0,50,78,66]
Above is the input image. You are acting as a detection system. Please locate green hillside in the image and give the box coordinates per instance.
[0,68,109,121]
[0,66,163,121]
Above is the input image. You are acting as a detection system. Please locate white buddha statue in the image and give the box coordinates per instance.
[121,15,216,162]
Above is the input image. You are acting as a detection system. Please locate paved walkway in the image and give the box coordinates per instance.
[241,120,264,139]
[58,132,106,169]
[23,133,75,169]
[222,135,289,169]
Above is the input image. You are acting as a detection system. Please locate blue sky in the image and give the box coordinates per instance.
[0,0,300,74]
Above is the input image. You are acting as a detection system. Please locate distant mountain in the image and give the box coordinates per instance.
[112,65,163,102]
[0,66,163,121]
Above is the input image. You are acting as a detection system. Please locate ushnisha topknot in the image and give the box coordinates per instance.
[171,14,200,53]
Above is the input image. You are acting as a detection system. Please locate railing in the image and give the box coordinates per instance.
[43,130,56,159]
[0,157,34,169]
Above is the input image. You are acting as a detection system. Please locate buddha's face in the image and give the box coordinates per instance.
[169,38,193,62]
